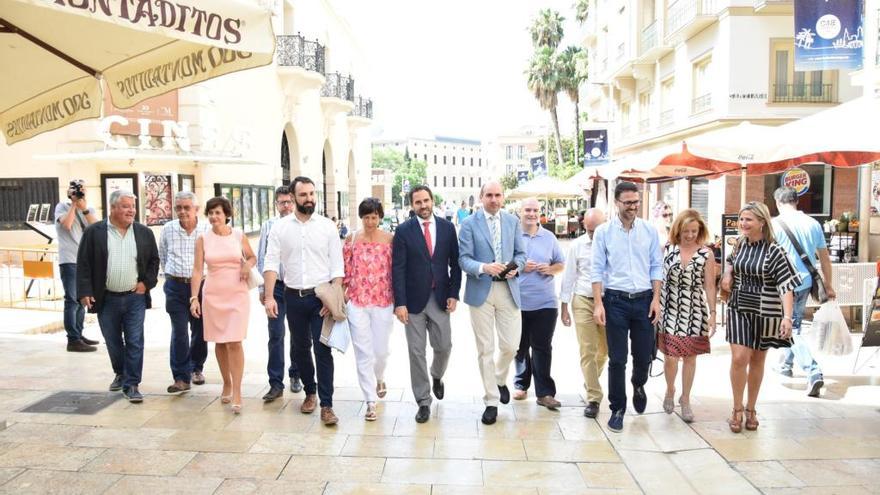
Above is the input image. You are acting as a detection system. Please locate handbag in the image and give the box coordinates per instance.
[326,318,351,353]
[237,229,263,290]
[777,220,828,304]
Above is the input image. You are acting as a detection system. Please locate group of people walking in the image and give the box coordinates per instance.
[60,174,835,432]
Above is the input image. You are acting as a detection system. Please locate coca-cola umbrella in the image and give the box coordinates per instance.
[1,0,276,145]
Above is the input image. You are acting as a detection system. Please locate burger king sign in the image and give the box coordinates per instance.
[781,168,810,196]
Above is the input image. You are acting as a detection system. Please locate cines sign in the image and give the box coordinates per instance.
[49,0,244,45]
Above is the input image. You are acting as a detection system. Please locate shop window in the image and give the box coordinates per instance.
[143,174,173,226]
[763,164,831,216]
[0,178,59,231]
[214,184,274,234]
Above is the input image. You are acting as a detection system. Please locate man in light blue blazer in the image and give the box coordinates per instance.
[459,181,527,425]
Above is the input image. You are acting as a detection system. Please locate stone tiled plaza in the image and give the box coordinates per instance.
[0,264,878,495]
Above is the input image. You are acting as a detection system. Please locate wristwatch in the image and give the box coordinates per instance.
[82,208,92,216]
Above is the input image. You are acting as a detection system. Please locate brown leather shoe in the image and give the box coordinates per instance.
[191,372,206,385]
[300,394,317,414]
[536,395,561,410]
[166,380,191,394]
[320,406,338,426]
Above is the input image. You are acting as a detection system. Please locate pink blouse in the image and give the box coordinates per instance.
[343,241,393,308]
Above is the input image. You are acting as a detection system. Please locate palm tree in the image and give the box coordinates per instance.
[529,9,565,50]
[574,0,590,25]
[557,45,589,166]
[526,46,564,167]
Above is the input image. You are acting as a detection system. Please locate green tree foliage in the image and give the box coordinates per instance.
[538,137,582,180]
[501,172,519,192]
[529,9,565,50]
[557,45,589,167]
[372,148,427,206]
[574,0,589,25]
[526,45,564,167]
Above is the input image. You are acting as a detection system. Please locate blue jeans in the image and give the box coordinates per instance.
[284,290,334,407]
[267,284,300,389]
[514,308,558,397]
[164,279,208,383]
[59,263,84,343]
[604,290,655,413]
[781,288,823,381]
[98,292,146,389]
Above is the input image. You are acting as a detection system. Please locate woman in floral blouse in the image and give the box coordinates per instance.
[343,198,394,421]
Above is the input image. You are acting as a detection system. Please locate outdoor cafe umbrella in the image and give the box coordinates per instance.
[1,0,276,145]
[508,175,584,200]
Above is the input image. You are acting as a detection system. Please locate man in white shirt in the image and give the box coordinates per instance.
[559,208,607,418]
[263,177,345,426]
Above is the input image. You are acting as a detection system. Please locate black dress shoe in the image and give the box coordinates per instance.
[432,378,444,400]
[262,386,284,402]
[67,340,97,352]
[584,401,600,418]
[123,386,143,403]
[481,406,498,425]
[415,405,431,423]
[498,385,510,405]
[633,385,647,414]
[80,336,99,346]
[109,374,124,392]
[290,377,303,394]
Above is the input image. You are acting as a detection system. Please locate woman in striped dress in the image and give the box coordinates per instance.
[658,209,717,423]
[721,202,800,433]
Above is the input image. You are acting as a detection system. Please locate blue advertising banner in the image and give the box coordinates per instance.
[517,170,529,186]
[529,154,548,177]
[794,0,864,71]
[583,129,609,166]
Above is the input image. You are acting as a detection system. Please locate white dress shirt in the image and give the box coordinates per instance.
[560,233,597,302]
[419,216,437,254]
[263,213,344,289]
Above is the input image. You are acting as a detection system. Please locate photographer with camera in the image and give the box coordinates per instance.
[55,179,99,352]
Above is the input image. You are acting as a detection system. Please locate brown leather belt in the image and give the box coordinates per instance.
[165,275,191,284]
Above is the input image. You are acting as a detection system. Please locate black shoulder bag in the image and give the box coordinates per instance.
[777,220,828,304]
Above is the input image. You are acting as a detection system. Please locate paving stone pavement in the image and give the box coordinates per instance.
[0,266,878,494]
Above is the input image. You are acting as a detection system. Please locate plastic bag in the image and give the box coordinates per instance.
[808,301,854,356]
[326,319,351,353]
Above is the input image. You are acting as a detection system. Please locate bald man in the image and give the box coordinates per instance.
[559,208,608,418]
[512,198,565,409]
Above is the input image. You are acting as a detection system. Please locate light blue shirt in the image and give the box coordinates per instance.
[591,215,662,292]
[772,210,827,292]
[519,226,565,311]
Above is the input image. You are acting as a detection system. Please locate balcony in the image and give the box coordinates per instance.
[321,73,355,101]
[692,93,712,114]
[351,96,373,119]
[666,0,719,44]
[639,118,651,134]
[771,83,835,104]
[276,34,325,74]
[754,0,792,14]
[660,109,674,127]
[638,20,673,63]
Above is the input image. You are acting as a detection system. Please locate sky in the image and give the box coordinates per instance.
[334,0,583,142]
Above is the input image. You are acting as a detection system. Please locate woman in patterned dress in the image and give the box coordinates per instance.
[658,209,717,423]
[343,198,394,421]
[721,202,800,433]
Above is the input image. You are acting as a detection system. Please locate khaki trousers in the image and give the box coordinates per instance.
[573,294,608,403]
[469,282,522,406]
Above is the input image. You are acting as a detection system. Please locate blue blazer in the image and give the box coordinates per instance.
[458,210,526,307]
[392,215,462,314]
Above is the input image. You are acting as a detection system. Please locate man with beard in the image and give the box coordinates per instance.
[77,190,160,403]
[258,186,303,401]
[263,177,345,426]
[392,185,461,423]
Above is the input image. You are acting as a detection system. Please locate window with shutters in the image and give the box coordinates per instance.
[0,178,59,230]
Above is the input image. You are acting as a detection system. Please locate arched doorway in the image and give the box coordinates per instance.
[280,130,290,185]
[321,140,335,218]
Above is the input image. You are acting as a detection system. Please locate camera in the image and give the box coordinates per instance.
[69,180,85,199]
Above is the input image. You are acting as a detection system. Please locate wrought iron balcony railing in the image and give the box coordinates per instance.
[692,93,712,114]
[771,83,834,103]
[667,0,717,36]
[351,96,373,118]
[276,34,325,74]
[321,72,355,101]
[640,21,658,56]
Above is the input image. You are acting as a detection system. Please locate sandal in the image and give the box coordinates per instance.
[728,406,744,433]
[679,399,694,423]
[663,395,675,414]
[745,408,759,431]
[376,381,387,399]
[365,402,377,422]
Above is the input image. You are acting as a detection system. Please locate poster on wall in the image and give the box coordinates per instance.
[517,170,529,186]
[583,129,609,166]
[794,0,864,71]
[872,168,880,215]
[721,214,740,271]
[101,174,139,223]
[102,87,178,137]
[144,174,173,226]
[530,154,547,177]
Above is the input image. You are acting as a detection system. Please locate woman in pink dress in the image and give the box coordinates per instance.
[343,198,394,421]
[190,197,255,414]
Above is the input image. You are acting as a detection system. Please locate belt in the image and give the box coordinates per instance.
[491,277,508,282]
[605,288,653,300]
[165,275,191,284]
[285,287,316,297]
[105,289,135,296]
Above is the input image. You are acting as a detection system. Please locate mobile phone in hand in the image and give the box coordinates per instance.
[497,260,518,278]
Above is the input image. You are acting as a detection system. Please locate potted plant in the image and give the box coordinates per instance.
[838,212,852,233]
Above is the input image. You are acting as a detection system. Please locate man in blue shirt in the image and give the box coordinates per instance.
[592,181,663,432]
[772,186,836,398]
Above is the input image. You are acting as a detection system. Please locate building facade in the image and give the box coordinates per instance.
[581,0,862,236]
[0,0,374,246]
[487,126,545,177]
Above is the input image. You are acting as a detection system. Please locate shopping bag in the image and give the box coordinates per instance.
[326,319,351,353]
[245,265,263,290]
[808,301,853,356]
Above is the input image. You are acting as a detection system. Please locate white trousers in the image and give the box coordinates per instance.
[469,282,522,406]
[347,303,393,402]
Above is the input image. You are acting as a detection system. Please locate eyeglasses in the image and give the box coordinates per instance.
[618,200,641,207]
[662,213,673,218]
[276,200,293,206]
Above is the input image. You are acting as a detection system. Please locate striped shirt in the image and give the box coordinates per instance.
[106,222,138,292]
[257,216,286,292]
[727,239,800,317]
[159,219,210,278]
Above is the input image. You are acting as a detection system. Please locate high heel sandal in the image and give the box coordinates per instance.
[728,406,744,433]
[744,408,759,431]
[220,395,232,404]
[231,403,242,414]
